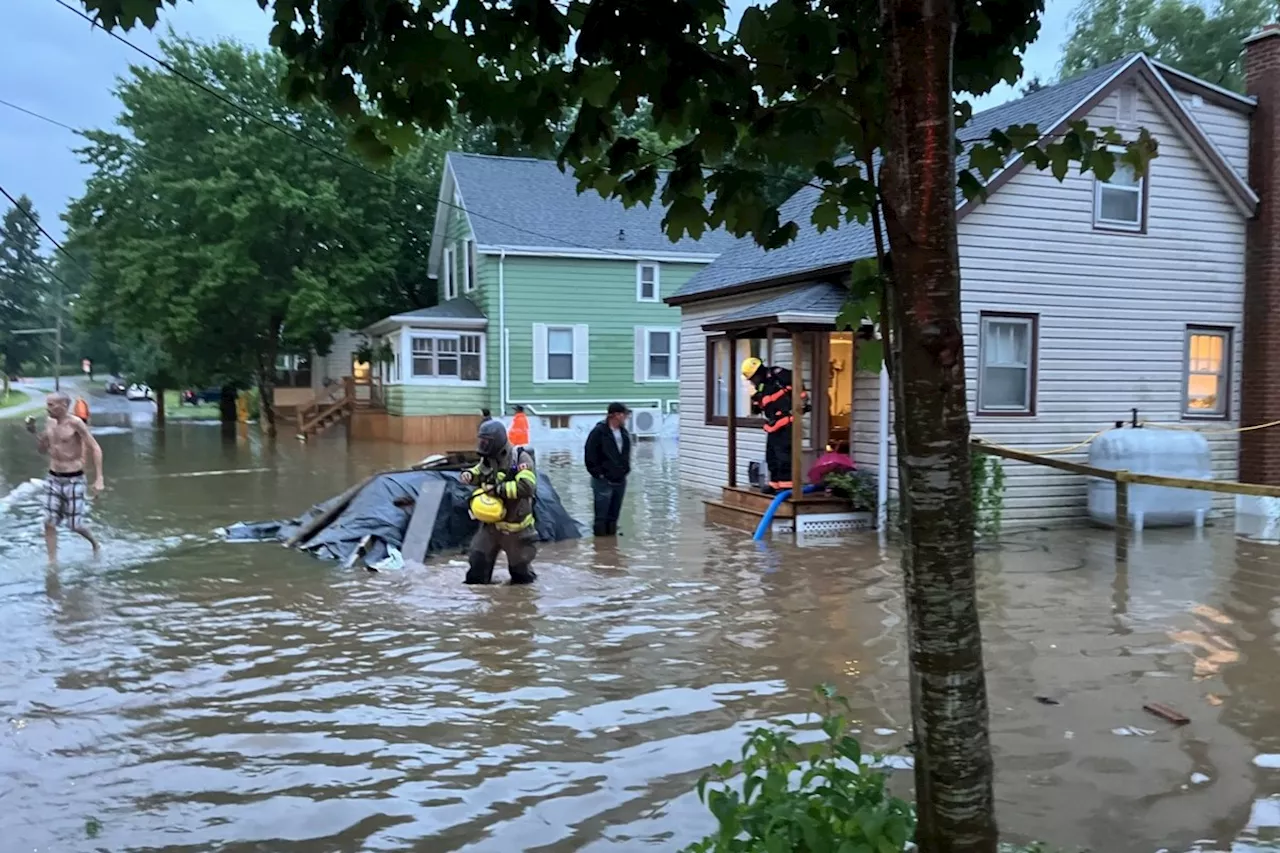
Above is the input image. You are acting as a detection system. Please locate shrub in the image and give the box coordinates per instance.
[824,469,878,512]
[681,687,915,853]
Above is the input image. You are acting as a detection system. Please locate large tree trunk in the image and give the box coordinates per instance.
[219,384,238,424]
[879,0,996,850]
[154,384,166,428]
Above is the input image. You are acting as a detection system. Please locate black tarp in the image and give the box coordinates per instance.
[221,470,583,564]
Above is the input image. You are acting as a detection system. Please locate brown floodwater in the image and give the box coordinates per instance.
[2,409,1280,852]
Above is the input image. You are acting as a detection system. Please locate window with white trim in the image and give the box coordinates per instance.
[977,313,1036,415]
[637,262,660,302]
[638,327,679,381]
[1184,326,1231,418]
[1093,160,1145,231]
[546,327,575,381]
[706,336,772,424]
[409,332,483,382]
[464,239,477,292]
[443,246,457,300]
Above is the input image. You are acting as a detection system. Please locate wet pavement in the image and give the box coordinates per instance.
[2,407,1280,852]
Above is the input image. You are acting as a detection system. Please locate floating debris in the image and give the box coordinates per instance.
[1112,726,1156,737]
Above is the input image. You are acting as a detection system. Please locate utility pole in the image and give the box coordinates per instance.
[9,275,63,390]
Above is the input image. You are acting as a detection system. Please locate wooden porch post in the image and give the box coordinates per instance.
[791,331,806,501]
[727,334,738,488]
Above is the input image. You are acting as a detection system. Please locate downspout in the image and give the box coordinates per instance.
[498,250,508,414]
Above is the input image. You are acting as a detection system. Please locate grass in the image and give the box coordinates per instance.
[164,390,221,421]
[0,388,29,410]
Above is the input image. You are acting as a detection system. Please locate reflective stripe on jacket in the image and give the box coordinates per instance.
[468,446,537,527]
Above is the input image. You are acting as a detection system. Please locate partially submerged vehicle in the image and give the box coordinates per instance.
[221,452,583,568]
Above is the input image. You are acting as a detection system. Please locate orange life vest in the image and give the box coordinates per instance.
[509,412,530,446]
[73,398,90,424]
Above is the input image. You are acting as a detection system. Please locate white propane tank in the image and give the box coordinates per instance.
[1087,427,1213,529]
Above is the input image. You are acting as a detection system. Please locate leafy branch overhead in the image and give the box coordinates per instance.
[85,0,1157,255]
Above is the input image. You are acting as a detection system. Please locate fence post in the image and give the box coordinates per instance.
[1114,470,1130,563]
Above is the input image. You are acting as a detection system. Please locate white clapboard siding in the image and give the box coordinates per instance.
[950,83,1245,526]
[1177,92,1250,182]
[850,369,898,497]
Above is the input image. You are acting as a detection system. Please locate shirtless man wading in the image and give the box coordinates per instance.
[26,392,105,562]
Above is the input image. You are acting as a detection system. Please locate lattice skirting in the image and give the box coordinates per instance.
[772,511,876,537]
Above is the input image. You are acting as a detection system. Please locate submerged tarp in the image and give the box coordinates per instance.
[222,469,583,564]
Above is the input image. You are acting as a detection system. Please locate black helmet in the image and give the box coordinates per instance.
[477,419,508,458]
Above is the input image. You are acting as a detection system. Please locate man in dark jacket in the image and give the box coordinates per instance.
[584,402,631,537]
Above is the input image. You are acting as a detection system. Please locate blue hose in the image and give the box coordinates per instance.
[752,484,822,540]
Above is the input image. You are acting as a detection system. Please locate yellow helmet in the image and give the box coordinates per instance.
[469,489,505,524]
[740,357,763,380]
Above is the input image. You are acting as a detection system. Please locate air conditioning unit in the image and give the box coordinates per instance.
[627,407,662,438]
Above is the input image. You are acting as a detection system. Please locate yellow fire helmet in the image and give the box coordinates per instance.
[740,357,763,380]
[469,488,506,524]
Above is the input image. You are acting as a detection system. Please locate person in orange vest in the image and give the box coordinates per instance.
[508,405,530,447]
[72,397,90,425]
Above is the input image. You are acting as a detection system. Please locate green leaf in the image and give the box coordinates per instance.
[579,65,618,109]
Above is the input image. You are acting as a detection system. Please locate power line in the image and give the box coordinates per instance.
[50,0,814,267]
[0,96,80,133]
[0,184,95,284]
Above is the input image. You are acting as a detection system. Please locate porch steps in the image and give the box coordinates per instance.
[707,486,865,535]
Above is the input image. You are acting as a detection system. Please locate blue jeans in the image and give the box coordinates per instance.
[591,478,627,536]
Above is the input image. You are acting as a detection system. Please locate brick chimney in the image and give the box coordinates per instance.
[1240,24,1280,484]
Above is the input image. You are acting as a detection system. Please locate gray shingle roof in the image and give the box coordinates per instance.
[448,153,740,255]
[703,282,849,331]
[398,297,486,320]
[674,56,1138,302]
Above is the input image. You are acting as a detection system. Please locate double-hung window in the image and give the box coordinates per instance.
[977,313,1036,415]
[1093,159,1146,231]
[1184,326,1231,418]
[637,327,679,382]
[442,246,458,300]
[409,332,483,383]
[637,263,660,302]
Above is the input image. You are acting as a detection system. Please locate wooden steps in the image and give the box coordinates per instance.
[706,485,863,535]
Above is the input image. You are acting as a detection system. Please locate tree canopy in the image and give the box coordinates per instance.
[1061,0,1280,91]
[67,35,442,432]
[0,195,52,375]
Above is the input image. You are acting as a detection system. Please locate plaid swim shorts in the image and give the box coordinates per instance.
[44,471,87,529]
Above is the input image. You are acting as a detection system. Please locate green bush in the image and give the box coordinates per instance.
[681,687,915,853]
[824,469,878,512]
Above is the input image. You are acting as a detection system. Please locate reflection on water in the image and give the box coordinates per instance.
[2,420,1280,852]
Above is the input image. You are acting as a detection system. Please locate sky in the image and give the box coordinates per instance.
[0,0,1081,244]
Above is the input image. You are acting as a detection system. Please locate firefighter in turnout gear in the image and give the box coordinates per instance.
[460,420,539,584]
[742,357,810,493]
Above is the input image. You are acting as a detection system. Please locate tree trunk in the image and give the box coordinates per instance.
[219,384,238,424]
[879,0,996,850]
[154,384,166,428]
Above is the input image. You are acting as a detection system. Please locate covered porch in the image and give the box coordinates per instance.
[698,282,890,538]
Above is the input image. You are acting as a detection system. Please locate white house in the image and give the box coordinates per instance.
[670,33,1280,528]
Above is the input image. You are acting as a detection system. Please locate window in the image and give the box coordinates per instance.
[533,324,588,383]
[1093,160,1145,231]
[464,240,477,293]
[636,327,679,382]
[408,332,483,383]
[546,415,571,429]
[977,313,1036,415]
[705,335,772,425]
[547,327,575,380]
[442,246,457,300]
[637,263,660,302]
[1184,327,1231,418]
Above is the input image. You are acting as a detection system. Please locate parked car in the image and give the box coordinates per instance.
[126,384,153,401]
[105,376,126,394]
[181,387,222,406]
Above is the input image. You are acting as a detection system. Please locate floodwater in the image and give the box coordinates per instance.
[2,409,1280,852]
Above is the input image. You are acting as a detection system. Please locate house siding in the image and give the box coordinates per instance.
[439,198,477,303]
[683,82,1245,527]
[502,256,700,413]
[952,83,1244,525]
[384,384,487,417]
[1178,94,1251,181]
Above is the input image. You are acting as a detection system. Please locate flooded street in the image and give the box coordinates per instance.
[3,404,1280,852]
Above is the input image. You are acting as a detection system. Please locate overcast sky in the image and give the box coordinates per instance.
[0,0,1079,244]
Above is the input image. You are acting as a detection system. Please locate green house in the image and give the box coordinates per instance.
[361,153,736,442]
